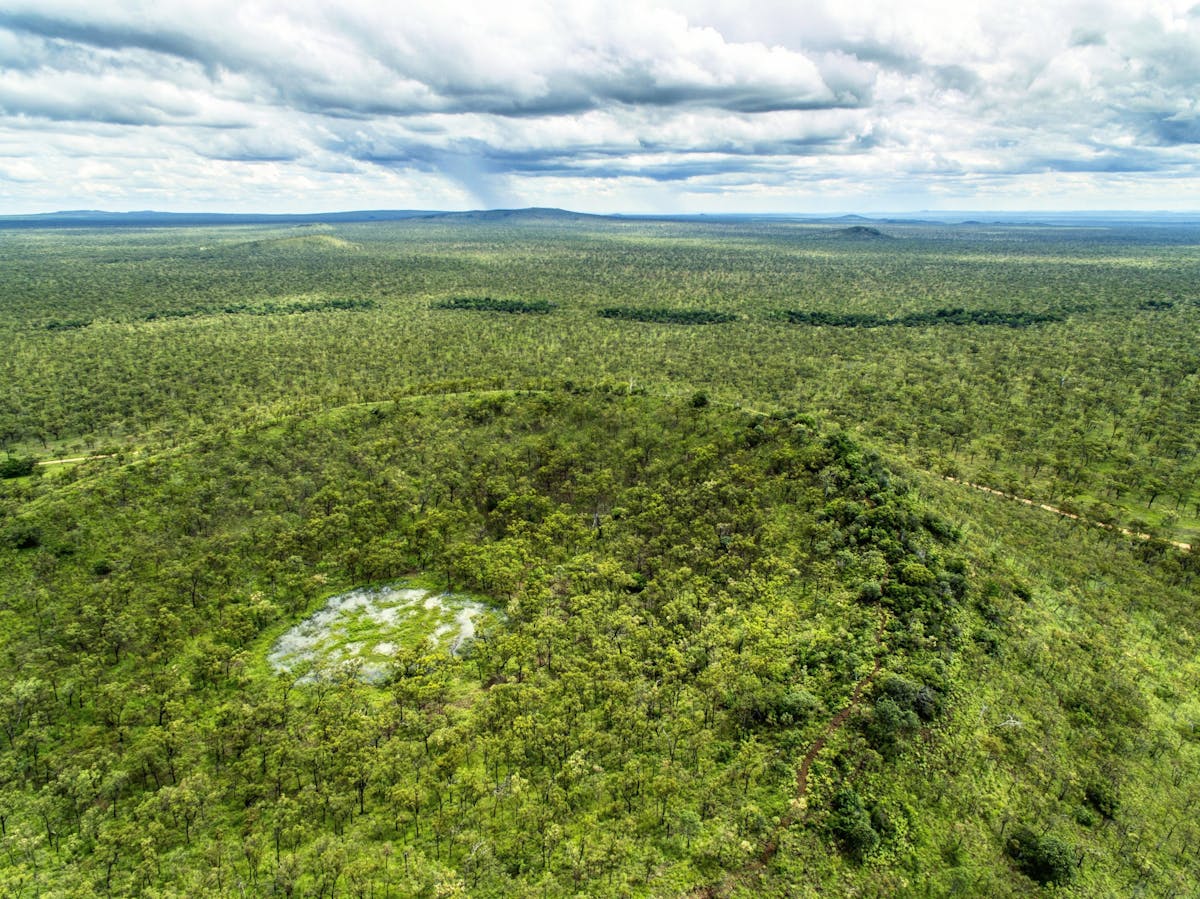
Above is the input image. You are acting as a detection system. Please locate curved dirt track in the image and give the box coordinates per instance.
[688,616,885,898]
[942,476,1192,552]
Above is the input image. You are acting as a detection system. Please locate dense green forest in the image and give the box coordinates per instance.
[1,217,1198,896]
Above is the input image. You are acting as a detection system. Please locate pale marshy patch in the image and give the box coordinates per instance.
[268,584,491,682]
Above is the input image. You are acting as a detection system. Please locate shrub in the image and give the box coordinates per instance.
[0,456,36,478]
[865,696,919,757]
[858,579,883,603]
[1084,778,1119,819]
[1006,826,1075,885]
[829,789,879,860]
[898,559,937,587]
[4,522,42,549]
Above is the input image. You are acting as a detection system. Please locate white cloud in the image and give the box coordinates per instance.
[0,0,1197,212]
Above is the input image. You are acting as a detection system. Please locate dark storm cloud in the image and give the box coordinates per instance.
[197,138,305,163]
[0,91,170,126]
[1069,27,1107,47]
[1151,116,1200,145]
[1030,154,1159,174]
[930,66,981,95]
[329,120,879,198]
[277,79,858,121]
[0,10,214,68]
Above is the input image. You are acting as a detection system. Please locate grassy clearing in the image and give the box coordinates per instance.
[266,580,497,682]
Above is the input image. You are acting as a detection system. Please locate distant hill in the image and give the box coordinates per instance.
[829,225,892,239]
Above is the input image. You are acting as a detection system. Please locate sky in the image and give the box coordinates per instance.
[0,0,1198,214]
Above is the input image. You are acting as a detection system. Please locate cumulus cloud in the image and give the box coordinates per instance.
[0,0,1198,212]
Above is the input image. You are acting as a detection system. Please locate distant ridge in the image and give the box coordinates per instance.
[414,207,607,223]
[0,206,615,229]
[0,209,440,228]
[2,207,1199,229]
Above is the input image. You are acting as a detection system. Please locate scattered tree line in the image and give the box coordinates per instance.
[144,297,378,320]
[42,298,377,330]
[435,296,556,313]
[598,306,738,324]
[780,307,1065,329]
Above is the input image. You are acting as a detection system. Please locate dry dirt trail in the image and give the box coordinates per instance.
[35,454,115,466]
[942,476,1192,552]
[688,395,1192,555]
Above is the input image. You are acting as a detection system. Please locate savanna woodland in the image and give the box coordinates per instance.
[1,213,1199,897]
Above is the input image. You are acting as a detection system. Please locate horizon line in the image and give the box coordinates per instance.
[5,206,1200,219]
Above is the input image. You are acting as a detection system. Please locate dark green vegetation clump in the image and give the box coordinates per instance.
[829,788,881,860]
[781,307,1064,328]
[597,306,737,324]
[41,318,92,332]
[831,225,890,239]
[0,456,36,478]
[1006,826,1077,885]
[435,296,556,313]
